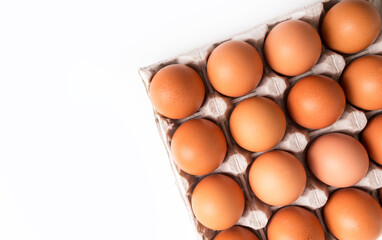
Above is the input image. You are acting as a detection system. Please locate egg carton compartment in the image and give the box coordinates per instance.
[139,0,382,239]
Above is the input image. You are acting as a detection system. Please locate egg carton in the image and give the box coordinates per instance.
[138,0,382,239]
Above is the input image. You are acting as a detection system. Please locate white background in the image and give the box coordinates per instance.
[0,0,320,239]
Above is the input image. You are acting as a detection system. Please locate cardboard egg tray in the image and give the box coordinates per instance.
[139,0,382,239]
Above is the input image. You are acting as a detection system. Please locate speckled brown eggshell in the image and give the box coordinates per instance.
[340,55,382,110]
[229,97,286,152]
[214,226,259,240]
[149,64,205,119]
[321,0,382,54]
[207,40,263,97]
[307,133,369,188]
[324,188,382,240]
[171,118,227,176]
[249,150,306,206]
[264,19,322,76]
[287,75,346,129]
[191,174,245,231]
[267,206,325,240]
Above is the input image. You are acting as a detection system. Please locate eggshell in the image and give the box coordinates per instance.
[267,206,325,240]
[324,188,382,240]
[248,150,306,206]
[321,0,381,54]
[214,226,259,240]
[171,119,227,175]
[229,97,286,152]
[362,114,382,165]
[307,133,369,188]
[287,75,346,129]
[340,55,382,110]
[191,174,245,230]
[149,64,205,119]
[207,40,263,97]
[264,19,321,76]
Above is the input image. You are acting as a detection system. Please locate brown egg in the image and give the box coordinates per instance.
[229,97,286,152]
[307,133,369,187]
[191,174,245,230]
[215,226,258,240]
[340,55,382,110]
[171,119,227,175]
[149,64,205,119]
[321,0,381,54]
[287,75,346,129]
[207,40,263,97]
[324,188,382,240]
[249,150,306,206]
[267,206,325,240]
[362,114,382,165]
[264,19,322,76]
[380,188,382,206]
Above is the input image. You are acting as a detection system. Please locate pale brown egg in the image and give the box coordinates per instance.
[362,114,382,165]
[207,40,263,97]
[229,97,286,152]
[149,64,205,119]
[267,206,325,240]
[321,0,381,54]
[214,226,259,240]
[287,75,345,129]
[307,133,369,188]
[264,19,322,76]
[191,174,245,230]
[248,150,306,206]
[171,118,227,175]
[324,188,382,240]
[340,55,382,110]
